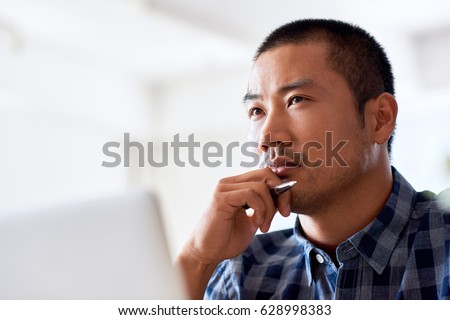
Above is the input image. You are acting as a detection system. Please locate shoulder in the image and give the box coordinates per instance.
[391,167,450,227]
[412,188,450,220]
[408,188,450,242]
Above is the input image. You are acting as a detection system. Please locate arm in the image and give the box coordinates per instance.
[175,167,292,299]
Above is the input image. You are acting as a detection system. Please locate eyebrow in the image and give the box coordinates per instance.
[242,93,261,104]
[242,78,317,104]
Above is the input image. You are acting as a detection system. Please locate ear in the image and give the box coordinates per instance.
[365,92,398,145]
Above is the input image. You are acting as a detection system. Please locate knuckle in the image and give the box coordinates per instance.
[252,200,265,212]
[217,177,231,185]
[214,183,226,193]
[246,188,259,198]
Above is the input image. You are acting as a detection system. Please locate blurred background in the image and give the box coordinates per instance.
[0,0,449,257]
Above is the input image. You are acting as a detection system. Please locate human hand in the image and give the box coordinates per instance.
[176,168,292,298]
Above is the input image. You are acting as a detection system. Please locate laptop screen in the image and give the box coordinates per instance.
[0,191,186,299]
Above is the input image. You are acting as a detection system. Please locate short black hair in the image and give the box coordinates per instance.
[255,19,395,156]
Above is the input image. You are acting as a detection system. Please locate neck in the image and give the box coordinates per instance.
[299,164,393,258]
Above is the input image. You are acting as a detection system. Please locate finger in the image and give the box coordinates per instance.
[275,189,292,217]
[219,186,264,211]
[242,182,277,233]
[222,189,267,227]
[214,170,282,232]
[219,183,278,232]
[259,188,278,233]
[218,181,277,212]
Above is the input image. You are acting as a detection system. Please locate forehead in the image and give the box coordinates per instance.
[248,42,338,95]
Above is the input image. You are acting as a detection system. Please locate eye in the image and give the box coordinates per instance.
[248,107,265,118]
[288,96,305,106]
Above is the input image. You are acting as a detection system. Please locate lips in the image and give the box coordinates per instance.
[266,156,302,177]
[267,156,302,168]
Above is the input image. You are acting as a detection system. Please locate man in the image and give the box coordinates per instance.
[176,19,450,299]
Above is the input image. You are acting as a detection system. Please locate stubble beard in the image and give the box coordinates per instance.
[289,134,370,216]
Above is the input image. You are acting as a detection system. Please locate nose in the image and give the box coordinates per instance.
[258,110,293,156]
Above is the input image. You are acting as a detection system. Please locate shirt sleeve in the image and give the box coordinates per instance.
[204,260,232,299]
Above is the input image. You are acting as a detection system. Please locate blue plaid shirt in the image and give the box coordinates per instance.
[205,168,450,299]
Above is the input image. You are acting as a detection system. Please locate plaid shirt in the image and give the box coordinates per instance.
[205,168,450,299]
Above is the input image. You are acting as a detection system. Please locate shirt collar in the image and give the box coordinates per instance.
[293,167,416,276]
[344,167,416,274]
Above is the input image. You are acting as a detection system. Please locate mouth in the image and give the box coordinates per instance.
[265,156,302,177]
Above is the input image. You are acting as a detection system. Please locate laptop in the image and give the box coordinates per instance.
[0,191,187,299]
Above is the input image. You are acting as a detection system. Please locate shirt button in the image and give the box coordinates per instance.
[315,253,325,264]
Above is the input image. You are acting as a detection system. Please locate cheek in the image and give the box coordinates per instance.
[335,125,371,166]
[315,108,361,141]
[300,117,365,165]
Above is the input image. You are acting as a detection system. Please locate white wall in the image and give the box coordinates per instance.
[0,34,150,212]
[0,0,449,258]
